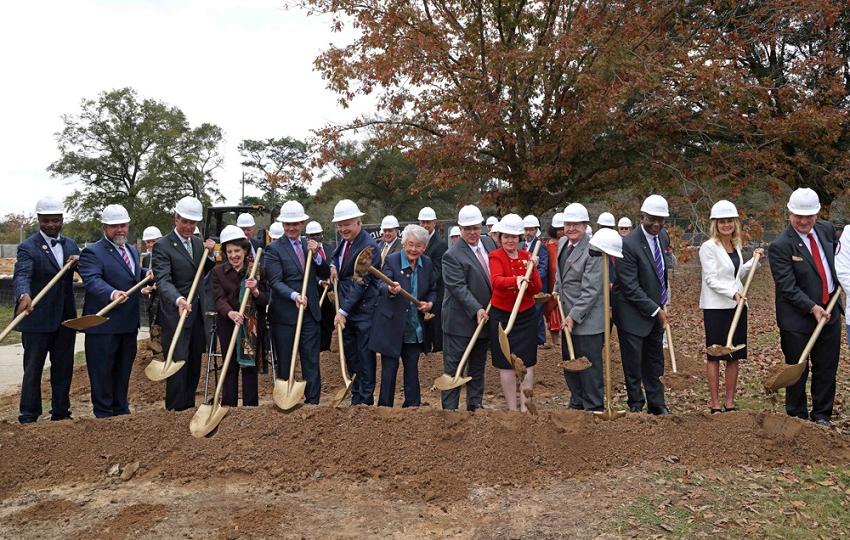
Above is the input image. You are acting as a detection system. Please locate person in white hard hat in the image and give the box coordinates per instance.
[699,200,764,413]
[77,204,147,418]
[13,196,81,423]
[151,195,216,411]
[617,217,633,237]
[544,213,566,348]
[522,214,549,347]
[490,218,502,248]
[485,216,499,234]
[418,206,448,353]
[265,201,330,405]
[268,222,284,240]
[772,188,839,426]
[597,212,616,230]
[305,220,335,352]
[236,212,263,261]
[449,226,460,245]
[331,199,381,405]
[440,204,496,411]
[612,194,671,415]
[553,203,605,411]
[378,215,402,267]
[140,225,163,350]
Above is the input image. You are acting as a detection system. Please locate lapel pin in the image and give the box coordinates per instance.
[42,245,48,251]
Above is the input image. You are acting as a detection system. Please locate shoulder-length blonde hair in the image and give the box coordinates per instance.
[709,218,742,248]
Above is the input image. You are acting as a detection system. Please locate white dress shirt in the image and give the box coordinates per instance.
[39,230,64,267]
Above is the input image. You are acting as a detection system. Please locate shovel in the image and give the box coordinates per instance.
[330,273,356,407]
[273,249,311,411]
[190,249,263,437]
[353,246,434,320]
[553,292,591,372]
[0,258,76,342]
[497,240,543,378]
[62,275,153,331]
[319,282,329,307]
[594,253,626,420]
[433,303,491,391]
[765,287,842,392]
[145,248,209,382]
[665,319,678,374]
[706,252,761,356]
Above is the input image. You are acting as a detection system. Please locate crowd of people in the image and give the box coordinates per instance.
[9,187,847,426]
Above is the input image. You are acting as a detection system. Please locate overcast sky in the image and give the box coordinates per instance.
[0,0,367,218]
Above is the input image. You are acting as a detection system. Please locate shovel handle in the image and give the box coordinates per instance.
[553,292,577,360]
[725,252,761,346]
[503,240,542,335]
[319,283,329,308]
[796,287,842,365]
[367,266,425,307]
[95,275,153,317]
[164,248,210,367]
[0,259,76,342]
[452,303,492,379]
[287,249,313,387]
[665,318,677,373]
[331,273,351,385]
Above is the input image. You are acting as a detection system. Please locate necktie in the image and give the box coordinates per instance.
[184,239,194,259]
[341,241,351,270]
[475,246,490,279]
[381,243,391,265]
[119,245,132,270]
[653,236,668,305]
[318,245,326,260]
[807,233,829,304]
[50,238,63,247]
[294,240,305,270]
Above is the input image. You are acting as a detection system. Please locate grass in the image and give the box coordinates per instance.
[0,304,22,345]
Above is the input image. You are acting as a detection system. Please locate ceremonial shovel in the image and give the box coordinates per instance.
[706,252,761,356]
[319,282,329,307]
[62,276,152,331]
[145,248,209,382]
[765,287,842,392]
[189,250,262,437]
[273,249,311,411]
[353,246,434,320]
[330,273,355,407]
[432,303,491,391]
[553,292,591,372]
[497,240,542,379]
[0,259,76,342]
[665,318,678,374]
[594,252,626,420]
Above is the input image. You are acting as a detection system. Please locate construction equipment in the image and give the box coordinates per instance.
[0,259,76,342]
[353,246,434,320]
[706,252,761,356]
[204,205,270,261]
[553,293,590,372]
[272,250,311,411]
[62,276,152,331]
[433,304,491,391]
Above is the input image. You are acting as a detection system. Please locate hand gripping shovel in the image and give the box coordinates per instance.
[273,249,311,411]
[190,249,263,437]
[553,292,591,372]
[145,248,209,381]
[594,252,626,420]
[63,275,153,331]
[765,287,842,392]
[330,273,355,407]
[354,246,434,320]
[433,303,492,391]
[0,259,76,342]
[497,240,542,379]
[706,252,761,356]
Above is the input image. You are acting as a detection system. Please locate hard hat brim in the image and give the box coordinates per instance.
[787,203,820,216]
[332,211,365,223]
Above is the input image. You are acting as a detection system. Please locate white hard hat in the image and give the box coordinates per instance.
[617,217,633,228]
[175,196,203,221]
[597,212,616,227]
[458,205,484,227]
[219,224,247,244]
[100,204,130,225]
[236,213,256,227]
[278,200,309,223]
[449,226,460,237]
[710,200,739,220]
[486,216,499,226]
[787,188,821,216]
[142,226,162,241]
[589,227,623,258]
[35,196,64,215]
[563,203,590,223]
[551,212,565,228]
[332,199,365,222]
[380,215,400,230]
[523,215,540,228]
[305,221,323,234]
[418,206,437,221]
[268,222,284,240]
[640,194,669,218]
[586,225,593,238]
[193,226,201,235]
[498,214,524,236]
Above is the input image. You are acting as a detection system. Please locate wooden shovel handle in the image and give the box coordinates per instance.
[367,266,422,306]
[796,286,842,365]
[95,275,153,317]
[331,273,350,384]
[319,283,329,307]
[724,252,761,346]
[503,240,542,335]
[453,303,491,378]
[164,248,210,365]
[287,250,313,385]
[553,293,576,360]
[0,258,76,342]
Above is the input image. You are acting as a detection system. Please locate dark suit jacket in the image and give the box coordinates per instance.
[368,252,437,357]
[13,232,80,333]
[613,226,669,337]
[425,232,448,314]
[151,230,215,330]
[78,237,144,335]
[768,221,840,333]
[265,236,330,324]
[521,236,549,293]
[332,229,380,322]
[211,261,269,345]
[377,237,402,268]
[441,238,494,337]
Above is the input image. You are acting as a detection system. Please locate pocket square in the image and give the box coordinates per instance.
[791,255,804,262]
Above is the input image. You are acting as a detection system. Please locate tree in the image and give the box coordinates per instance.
[238,137,311,210]
[0,213,37,244]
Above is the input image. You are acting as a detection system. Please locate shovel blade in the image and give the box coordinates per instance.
[62,314,108,331]
[273,379,306,411]
[563,357,591,372]
[144,359,186,381]
[706,344,735,356]
[433,374,472,391]
[497,323,511,360]
[189,403,230,438]
[593,409,627,421]
[765,362,807,391]
[510,353,527,380]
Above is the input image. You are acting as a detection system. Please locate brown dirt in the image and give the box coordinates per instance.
[0,258,14,276]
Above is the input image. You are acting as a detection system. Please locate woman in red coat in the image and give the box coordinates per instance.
[488,214,543,411]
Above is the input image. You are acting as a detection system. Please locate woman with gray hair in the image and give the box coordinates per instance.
[369,224,437,407]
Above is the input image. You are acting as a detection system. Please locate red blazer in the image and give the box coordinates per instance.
[489,247,542,312]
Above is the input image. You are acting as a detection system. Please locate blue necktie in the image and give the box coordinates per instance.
[653,236,668,305]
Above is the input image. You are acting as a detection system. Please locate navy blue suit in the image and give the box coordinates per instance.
[78,237,144,418]
[369,252,436,407]
[265,236,330,404]
[332,230,380,405]
[13,232,80,423]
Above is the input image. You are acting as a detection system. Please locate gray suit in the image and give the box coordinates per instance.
[440,235,495,410]
[553,234,604,410]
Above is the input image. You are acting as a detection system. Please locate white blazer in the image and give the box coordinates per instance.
[834,225,850,294]
[699,240,757,309]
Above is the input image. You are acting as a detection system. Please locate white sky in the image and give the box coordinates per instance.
[0,0,367,218]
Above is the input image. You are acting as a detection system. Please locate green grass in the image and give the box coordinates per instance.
[0,304,21,345]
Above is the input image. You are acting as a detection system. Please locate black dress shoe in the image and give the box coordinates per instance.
[629,406,643,413]
[650,407,671,416]
[814,418,831,427]
[710,408,722,414]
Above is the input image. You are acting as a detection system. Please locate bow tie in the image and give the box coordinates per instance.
[50,238,64,247]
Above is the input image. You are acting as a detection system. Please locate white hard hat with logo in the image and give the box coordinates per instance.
[305,221,323,234]
[551,212,565,228]
[418,206,437,221]
[786,188,821,216]
[597,212,616,227]
[278,201,310,223]
[589,227,623,258]
[175,196,203,221]
[332,199,365,222]
[563,203,590,222]
[640,194,669,218]
[449,226,460,237]
[498,214,525,236]
[486,216,499,226]
[219,225,247,244]
[268,222,284,240]
[35,196,65,215]
[710,200,739,220]
[458,205,484,227]
[236,213,256,227]
[523,214,540,228]
[618,217,633,228]
[142,226,162,241]
[101,204,131,225]
[380,215,400,230]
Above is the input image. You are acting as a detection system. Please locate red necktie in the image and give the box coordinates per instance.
[807,233,829,304]
[319,245,326,260]
[341,241,351,270]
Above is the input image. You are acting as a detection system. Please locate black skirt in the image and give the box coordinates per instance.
[489,306,539,369]
[703,306,747,361]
